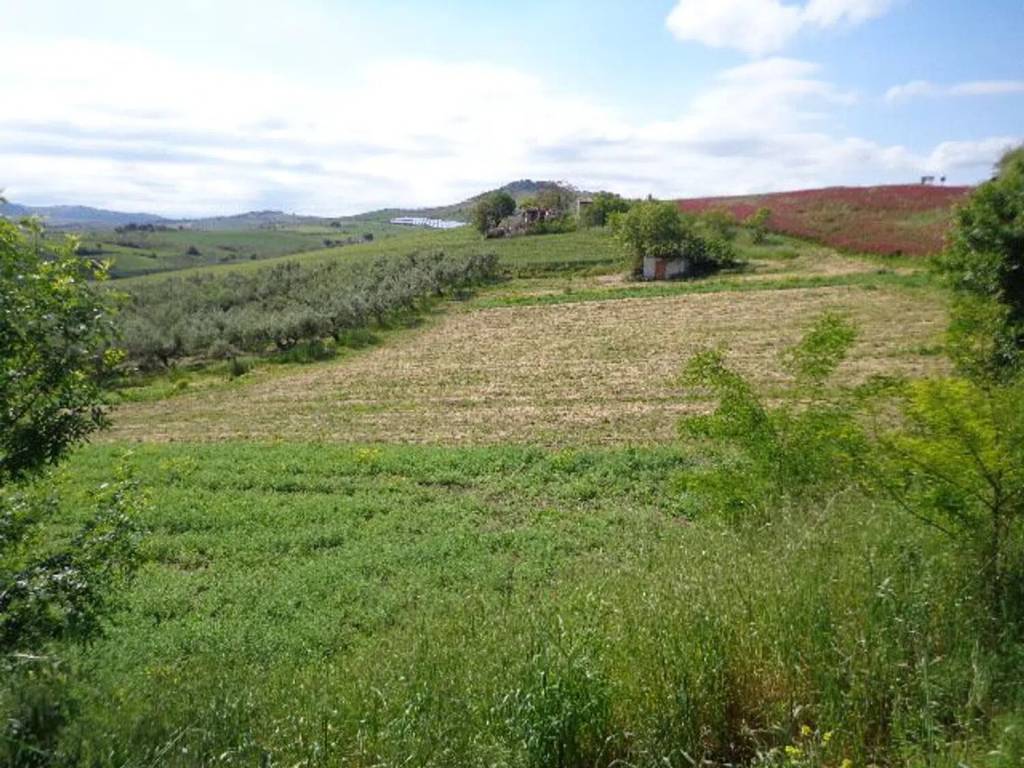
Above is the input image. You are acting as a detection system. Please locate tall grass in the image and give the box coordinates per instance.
[28,444,1021,767]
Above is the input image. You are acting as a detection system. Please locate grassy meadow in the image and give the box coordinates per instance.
[20,223,1024,766]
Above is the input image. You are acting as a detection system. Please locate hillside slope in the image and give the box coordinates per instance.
[679,184,971,256]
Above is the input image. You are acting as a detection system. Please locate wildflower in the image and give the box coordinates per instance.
[785,745,803,759]
[800,724,812,737]
[823,730,834,744]
[840,758,853,768]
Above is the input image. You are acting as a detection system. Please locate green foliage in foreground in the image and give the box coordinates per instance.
[17,442,1022,766]
[0,219,121,482]
[119,250,498,369]
[681,312,1024,632]
[937,144,1024,380]
[0,218,141,764]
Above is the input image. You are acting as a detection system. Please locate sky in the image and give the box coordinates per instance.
[1,0,1022,217]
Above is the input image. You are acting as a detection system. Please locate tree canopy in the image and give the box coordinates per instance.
[472,191,516,234]
[0,219,122,484]
[937,145,1024,380]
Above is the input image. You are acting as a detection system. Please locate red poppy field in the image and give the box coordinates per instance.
[679,184,972,256]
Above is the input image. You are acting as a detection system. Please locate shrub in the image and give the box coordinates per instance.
[936,145,1024,381]
[680,312,865,520]
[699,206,739,241]
[0,218,140,763]
[0,219,122,483]
[746,206,772,244]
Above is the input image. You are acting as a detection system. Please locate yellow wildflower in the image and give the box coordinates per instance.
[800,724,812,737]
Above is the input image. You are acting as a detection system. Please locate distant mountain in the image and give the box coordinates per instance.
[0,202,168,228]
[171,210,329,231]
[0,180,584,231]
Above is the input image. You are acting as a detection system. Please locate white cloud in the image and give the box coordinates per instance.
[0,39,1015,216]
[886,79,1024,103]
[666,0,895,56]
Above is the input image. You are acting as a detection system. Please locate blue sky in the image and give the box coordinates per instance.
[1,0,1021,215]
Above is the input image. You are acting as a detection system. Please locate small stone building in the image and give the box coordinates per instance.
[642,255,690,280]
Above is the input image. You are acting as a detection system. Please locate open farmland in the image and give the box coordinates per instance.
[106,227,947,448]
[678,184,971,256]
[106,281,947,445]
[13,204,1022,767]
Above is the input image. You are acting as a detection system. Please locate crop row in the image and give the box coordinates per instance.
[118,250,498,368]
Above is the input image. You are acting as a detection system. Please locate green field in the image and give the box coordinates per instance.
[14,222,1024,766]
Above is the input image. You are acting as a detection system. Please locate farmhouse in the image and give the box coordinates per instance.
[642,254,690,280]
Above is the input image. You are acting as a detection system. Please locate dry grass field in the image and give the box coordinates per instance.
[106,279,947,446]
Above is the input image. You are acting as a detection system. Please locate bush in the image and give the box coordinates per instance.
[0,219,122,483]
[0,218,140,764]
[698,207,739,241]
[936,145,1024,381]
[746,206,772,244]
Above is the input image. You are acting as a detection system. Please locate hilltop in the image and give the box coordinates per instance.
[346,180,582,223]
[678,184,972,256]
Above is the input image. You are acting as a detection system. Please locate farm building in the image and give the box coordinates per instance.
[642,255,690,280]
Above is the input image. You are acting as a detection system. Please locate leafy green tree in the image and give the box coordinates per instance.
[535,185,576,216]
[613,200,686,270]
[870,378,1024,630]
[614,200,736,274]
[0,218,122,483]
[579,192,630,228]
[472,191,516,234]
[1,217,140,762]
[936,145,1024,381]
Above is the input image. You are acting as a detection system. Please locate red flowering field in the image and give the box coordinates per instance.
[678,185,972,256]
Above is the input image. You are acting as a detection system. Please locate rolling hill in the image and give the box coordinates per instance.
[678,184,972,256]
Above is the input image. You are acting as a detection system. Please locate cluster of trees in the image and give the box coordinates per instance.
[611,199,738,275]
[579,191,631,228]
[120,250,499,368]
[472,191,516,234]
